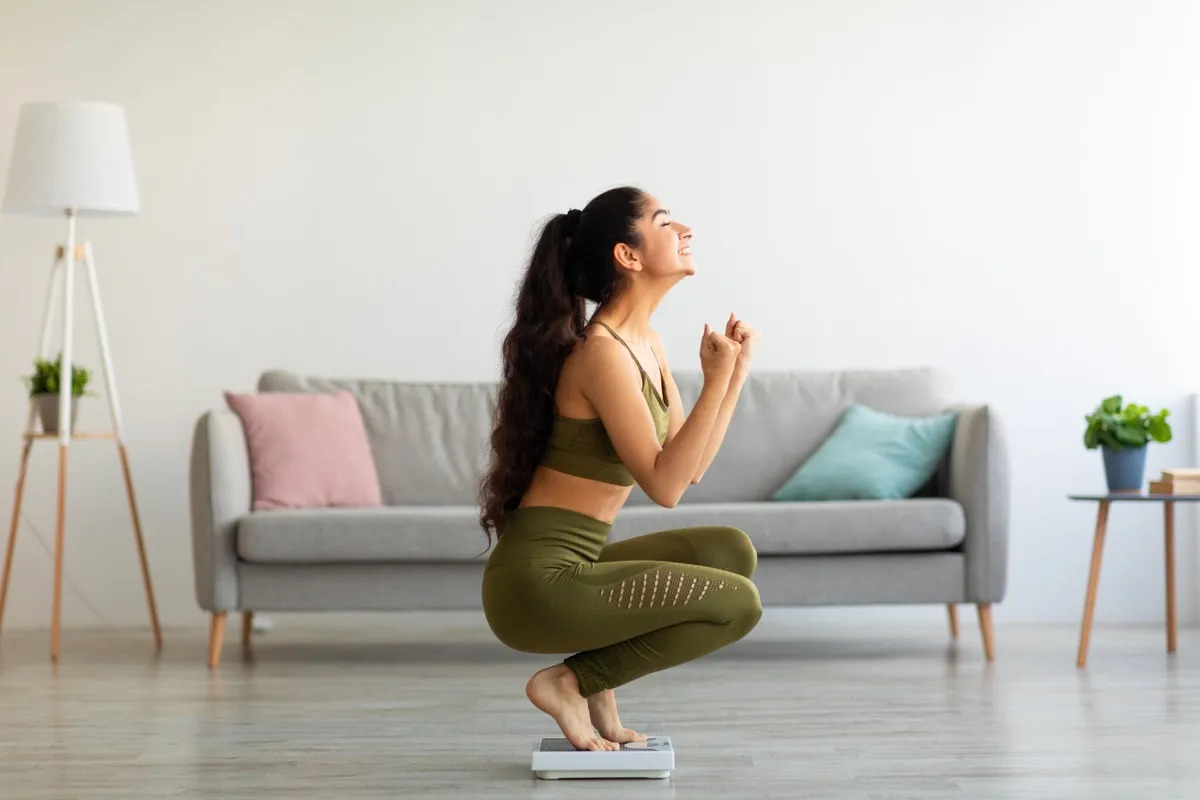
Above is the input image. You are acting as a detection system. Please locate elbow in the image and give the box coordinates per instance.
[648,484,685,508]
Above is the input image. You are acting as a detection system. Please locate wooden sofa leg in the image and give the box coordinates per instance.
[208,612,227,669]
[947,604,959,639]
[977,603,995,661]
[242,611,254,648]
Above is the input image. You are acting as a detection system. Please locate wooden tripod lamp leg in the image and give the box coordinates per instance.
[50,444,68,662]
[117,444,162,649]
[83,242,162,650]
[50,215,78,663]
[3,249,63,644]
[0,442,34,633]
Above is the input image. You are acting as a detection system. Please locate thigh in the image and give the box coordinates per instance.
[559,558,759,652]
[597,525,757,578]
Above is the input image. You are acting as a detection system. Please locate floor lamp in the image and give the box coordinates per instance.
[0,101,162,660]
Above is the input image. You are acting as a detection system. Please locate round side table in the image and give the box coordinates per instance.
[1068,491,1200,667]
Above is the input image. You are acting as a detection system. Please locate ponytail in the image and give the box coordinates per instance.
[479,187,648,541]
[478,213,584,539]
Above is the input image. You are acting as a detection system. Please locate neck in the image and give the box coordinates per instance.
[595,284,666,343]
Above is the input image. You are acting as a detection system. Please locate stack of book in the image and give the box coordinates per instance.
[1149,468,1200,495]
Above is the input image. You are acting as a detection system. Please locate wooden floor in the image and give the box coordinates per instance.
[1,613,1198,799]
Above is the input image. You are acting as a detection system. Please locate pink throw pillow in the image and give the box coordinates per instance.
[224,390,383,511]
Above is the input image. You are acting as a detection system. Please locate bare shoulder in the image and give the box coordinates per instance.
[554,327,642,416]
[571,327,642,387]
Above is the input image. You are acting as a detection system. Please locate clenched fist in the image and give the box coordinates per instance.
[724,312,759,379]
[700,322,741,387]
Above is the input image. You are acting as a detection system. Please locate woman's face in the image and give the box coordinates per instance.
[630,194,694,279]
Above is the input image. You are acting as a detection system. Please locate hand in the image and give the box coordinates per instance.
[724,312,759,379]
[700,322,741,388]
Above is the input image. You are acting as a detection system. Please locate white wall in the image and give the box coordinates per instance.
[1,0,1198,632]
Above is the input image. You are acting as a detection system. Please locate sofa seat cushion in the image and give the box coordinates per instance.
[237,506,491,563]
[609,500,965,556]
[236,499,965,564]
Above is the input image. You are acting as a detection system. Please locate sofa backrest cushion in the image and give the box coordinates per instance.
[258,366,953,506]
[627,367,954,505]
[259,370,497,506]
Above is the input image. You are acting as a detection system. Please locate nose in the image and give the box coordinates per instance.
[673,220,692,239]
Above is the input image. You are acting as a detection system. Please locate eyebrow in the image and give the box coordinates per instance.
[651,209,671,221]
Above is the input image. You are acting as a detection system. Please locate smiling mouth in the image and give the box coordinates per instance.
[679,246,692,256]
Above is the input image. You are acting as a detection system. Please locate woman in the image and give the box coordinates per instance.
[479,186,762,752]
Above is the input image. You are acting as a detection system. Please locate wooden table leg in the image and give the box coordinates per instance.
[1077,500,1110,668]
[1164,501,1176,655]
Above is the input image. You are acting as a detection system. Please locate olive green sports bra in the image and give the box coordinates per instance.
[540,321,671,486]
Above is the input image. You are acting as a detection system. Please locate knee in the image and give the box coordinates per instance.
[727,576,763,636]
[716,527,757,579]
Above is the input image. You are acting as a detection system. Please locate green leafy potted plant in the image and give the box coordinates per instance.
[1083,395,1172,491]
[23,355,90,435]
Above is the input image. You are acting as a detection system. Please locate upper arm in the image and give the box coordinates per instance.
[578,338,668,497]
[651,331,685,442]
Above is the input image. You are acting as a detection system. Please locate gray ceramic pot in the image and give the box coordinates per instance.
[34,394,79,435]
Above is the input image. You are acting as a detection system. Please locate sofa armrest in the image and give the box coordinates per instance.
[189,409,251,612]
[944,404,1010,603]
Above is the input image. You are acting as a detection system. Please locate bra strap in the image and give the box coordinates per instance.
[592,320,647,379]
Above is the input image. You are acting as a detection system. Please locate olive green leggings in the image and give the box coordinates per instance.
[481,506,763,697]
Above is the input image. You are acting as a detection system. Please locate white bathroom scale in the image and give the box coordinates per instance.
[532,736,674,780]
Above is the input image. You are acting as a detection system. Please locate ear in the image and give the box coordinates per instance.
[613,242,642,273]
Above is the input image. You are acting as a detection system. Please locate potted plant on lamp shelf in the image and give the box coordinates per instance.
[1084,395,1172,492]
[23,355,91,435]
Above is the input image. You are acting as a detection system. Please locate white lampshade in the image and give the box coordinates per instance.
[3,101,140,217]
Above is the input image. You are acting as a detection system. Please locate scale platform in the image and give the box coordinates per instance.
[532,736,674,780]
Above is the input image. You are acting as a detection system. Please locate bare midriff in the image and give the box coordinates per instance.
[518,465,633,524]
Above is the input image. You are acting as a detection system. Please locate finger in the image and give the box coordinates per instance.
[726,312,737,338]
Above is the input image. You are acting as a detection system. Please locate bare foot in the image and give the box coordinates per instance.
[526,664,620,752]
[587,688,647,744]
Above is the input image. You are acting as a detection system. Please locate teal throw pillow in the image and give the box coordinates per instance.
[771,404,958,501]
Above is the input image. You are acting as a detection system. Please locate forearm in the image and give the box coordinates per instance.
[692,373,745,483]
[648,381,727,505]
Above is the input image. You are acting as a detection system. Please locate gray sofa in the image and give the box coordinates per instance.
[190,366,1009,668]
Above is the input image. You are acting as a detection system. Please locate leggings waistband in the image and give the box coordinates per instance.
[493,505,612,565]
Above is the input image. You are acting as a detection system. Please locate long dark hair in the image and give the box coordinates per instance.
[478,186,648,540]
